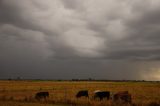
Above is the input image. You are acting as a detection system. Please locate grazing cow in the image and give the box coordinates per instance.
[76,90,89,98]
[94,90,110,100]
[113,91,132,103]
[35,92,49,100]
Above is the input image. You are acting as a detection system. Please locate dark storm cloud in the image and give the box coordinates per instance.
[0,1,39,31]
[0,0,160,80]
[104,1,160,61]
[61,0,84,10]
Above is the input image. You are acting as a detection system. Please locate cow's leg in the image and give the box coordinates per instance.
[107,96,110,100]
[44,95,48,101]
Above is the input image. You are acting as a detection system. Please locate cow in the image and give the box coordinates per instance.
[93,90,110,100]
[35,92,49,100]
[113,91,132,104]
[76,90,89,98]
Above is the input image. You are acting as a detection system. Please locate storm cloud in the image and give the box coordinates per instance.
[0,0,160,80]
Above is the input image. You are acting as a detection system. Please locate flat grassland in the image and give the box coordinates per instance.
[0,80,159,106]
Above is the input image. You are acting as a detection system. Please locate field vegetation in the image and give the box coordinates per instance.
[0,80,159,106]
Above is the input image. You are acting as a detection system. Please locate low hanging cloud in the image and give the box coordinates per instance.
[0,0,160,80]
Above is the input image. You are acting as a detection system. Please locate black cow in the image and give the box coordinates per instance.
[35,92,49,100]
[113,91,132,103]
[94,90,110,100]
[76,90,89,98]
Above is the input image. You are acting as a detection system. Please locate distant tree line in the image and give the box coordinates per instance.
[2,77,160,83]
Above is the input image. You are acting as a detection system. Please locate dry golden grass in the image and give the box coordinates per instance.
[0,80,159,106]
[0,101,66,106]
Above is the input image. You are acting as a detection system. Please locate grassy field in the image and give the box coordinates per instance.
[0,80,159,106]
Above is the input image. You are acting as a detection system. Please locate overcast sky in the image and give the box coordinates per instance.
[0,0,160,81]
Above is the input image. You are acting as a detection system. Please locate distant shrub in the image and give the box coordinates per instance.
[9,96,14,101]
[2,88,6,92]
[24,96,28,102]
[1,95,7,101]
[148,102,160,106]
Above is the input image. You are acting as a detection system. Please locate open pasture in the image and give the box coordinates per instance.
[0,80,159,106]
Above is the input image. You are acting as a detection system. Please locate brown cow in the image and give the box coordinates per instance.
[76,90,89,98]
[113,91,132,104]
